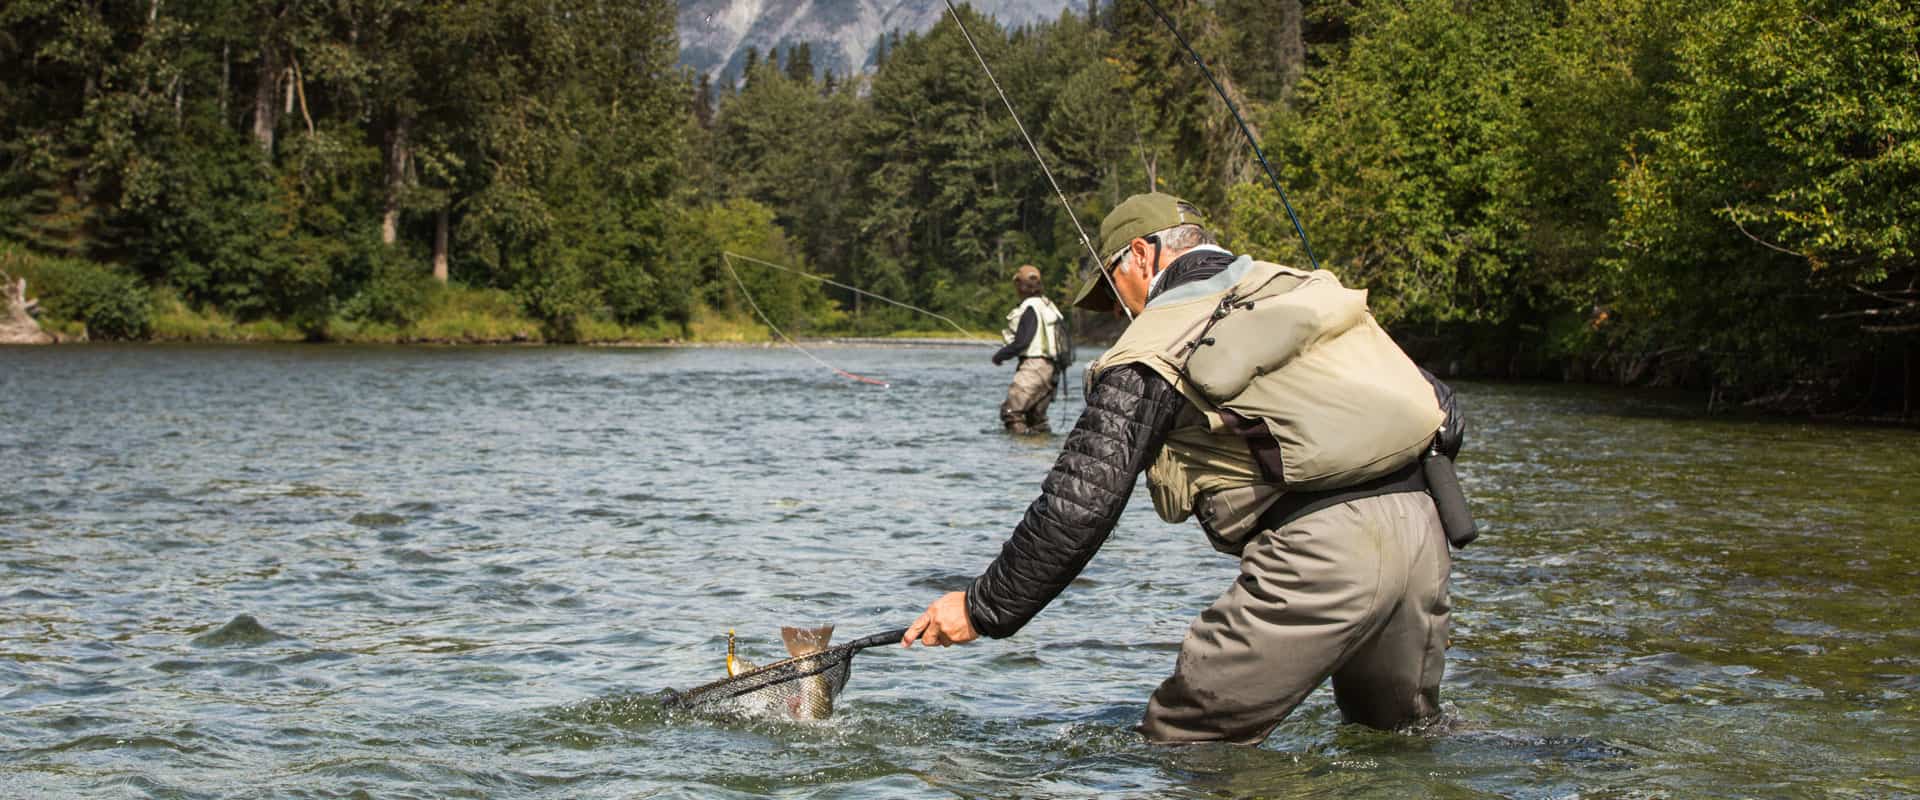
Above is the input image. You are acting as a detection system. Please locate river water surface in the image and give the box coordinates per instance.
[1,345,1915,798]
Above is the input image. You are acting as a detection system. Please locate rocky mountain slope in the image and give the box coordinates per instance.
[678,0,1076,82]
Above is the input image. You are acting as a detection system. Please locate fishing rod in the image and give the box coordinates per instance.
[943,0,1321,275]
[941,0,1134,322]
[944,0,1323,424]
[1137,0,1319,270]
[942,0,1114,430]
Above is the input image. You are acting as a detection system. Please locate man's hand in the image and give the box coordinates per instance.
[992,352,1011,366]
[902,591,978,648]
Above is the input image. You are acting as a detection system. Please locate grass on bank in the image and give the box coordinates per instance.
[151,283,787,345]
[325,285,543,344]
[6,242,990,345]
[150,288,305,342]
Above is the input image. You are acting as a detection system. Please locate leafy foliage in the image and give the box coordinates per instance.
[1,245,151,339]
[1,0,1912,409]
[1606,0,1919,394]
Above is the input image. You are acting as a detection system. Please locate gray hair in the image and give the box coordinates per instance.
[1108,223,1217,269]
[1154,223,1216,252]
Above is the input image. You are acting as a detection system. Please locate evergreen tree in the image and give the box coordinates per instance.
[787,42,814,82]
[695,73,715,129]
[0,0,1908,407]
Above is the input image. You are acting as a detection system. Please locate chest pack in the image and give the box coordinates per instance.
[1004,297,1068,364]
[1091,257,1444,523]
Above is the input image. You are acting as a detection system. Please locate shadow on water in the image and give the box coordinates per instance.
[1,348,1916,797]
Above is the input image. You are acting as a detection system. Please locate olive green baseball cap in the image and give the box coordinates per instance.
[1070,192,1210,311]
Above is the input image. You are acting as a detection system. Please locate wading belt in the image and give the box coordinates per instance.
[1257,460,1427,532]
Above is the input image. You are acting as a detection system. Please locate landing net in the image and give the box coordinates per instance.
[666,648,857,714]
[663,628,906,716]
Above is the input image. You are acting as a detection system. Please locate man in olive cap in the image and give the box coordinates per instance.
[904,192,1463,744]
[992,264,1065,434]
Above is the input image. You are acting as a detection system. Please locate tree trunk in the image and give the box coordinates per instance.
[1905,342,1914,420]
[382,115,412,246]
[1,272,55,345]
[252,42,280,153]
[220,43,230,124]
[1276,0,1305,100]
[432,207,450,283]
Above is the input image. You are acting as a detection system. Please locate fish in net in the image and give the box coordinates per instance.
[664,627,907,720]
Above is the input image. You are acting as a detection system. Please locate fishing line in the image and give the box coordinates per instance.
[720,252,891,388]
[722,250,990,341]
[941,0,1135,321]
[1137,0,1320,270]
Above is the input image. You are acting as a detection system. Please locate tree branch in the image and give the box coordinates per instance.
[1820,305,1917,321]
[1853,283,1920,303]
[290,54,315,135]
[1723,203,1807,260]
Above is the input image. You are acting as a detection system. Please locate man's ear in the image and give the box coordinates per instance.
[1127,237,1152,274]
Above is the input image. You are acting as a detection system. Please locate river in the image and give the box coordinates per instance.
[1,344,1915,798]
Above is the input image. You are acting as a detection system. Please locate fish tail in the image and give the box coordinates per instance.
[780,624,835,657]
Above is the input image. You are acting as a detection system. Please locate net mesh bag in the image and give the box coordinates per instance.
[663,628,903,717]
[666,649,856,715]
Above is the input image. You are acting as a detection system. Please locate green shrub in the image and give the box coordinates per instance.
[0,244,152,339]
[343,243,435,326]
[514,245,599,342]
[601,262,661,326]
[412,285,541,342]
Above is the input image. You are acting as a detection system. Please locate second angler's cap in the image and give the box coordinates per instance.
[1071,192,1209,312]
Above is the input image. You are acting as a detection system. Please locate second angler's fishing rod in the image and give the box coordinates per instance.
[941,0,1320,272]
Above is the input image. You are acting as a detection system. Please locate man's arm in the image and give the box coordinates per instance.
[992,307,1038,365]
[905,363,1184,646]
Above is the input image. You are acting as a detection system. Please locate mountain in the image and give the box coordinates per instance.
[677,0,1079,83]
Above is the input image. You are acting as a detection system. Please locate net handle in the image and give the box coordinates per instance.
[847,628,911,651]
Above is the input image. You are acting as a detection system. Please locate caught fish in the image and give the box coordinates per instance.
[678,623,896,719]
[780,624,835,720]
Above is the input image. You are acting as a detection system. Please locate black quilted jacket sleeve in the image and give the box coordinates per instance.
[965,363,1185,638]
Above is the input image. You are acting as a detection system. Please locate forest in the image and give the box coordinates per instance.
[1,0,1913,414]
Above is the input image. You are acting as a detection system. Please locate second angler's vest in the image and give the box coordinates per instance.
[1004,296,1064,360]
[1089,256,1443,534]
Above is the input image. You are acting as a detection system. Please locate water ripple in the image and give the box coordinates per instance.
[0,346,1915,797]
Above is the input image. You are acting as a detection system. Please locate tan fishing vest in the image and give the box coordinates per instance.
[1003,297,1063,360]
[1089,256,1443,540]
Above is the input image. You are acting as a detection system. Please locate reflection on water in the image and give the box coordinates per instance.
[1,344,1916,797]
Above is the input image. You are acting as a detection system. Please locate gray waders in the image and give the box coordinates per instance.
[1000,357,1058,434]
[1139,490,1450,744]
